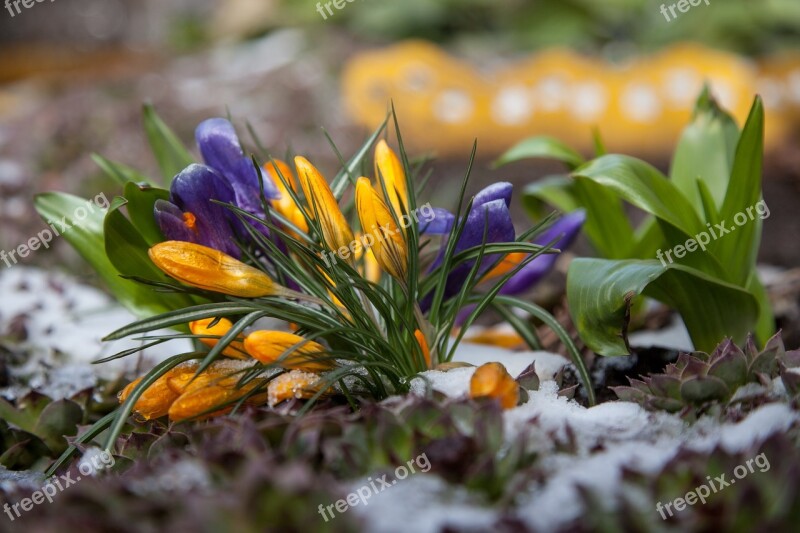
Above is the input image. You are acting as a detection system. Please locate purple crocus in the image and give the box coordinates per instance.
[154,118,280,258]
[420,182,585,312]
[154,164,243,258]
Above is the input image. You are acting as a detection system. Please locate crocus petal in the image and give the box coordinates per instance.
[264,160,309,234]
[167,164,243,258]
[419,207,455,235]
[118,362,200,420]
[196,118,279,206]
[267,370,325,407]
[374,140,408,220]
[295,156,354,253]
[421,198,515,310]
[498,210,586,295]
[167,361,269,422]
[470,362,520,409]
[149,241,286,298]
[473,182,512,209]
[190,318,247,359]
[154,199,197,243]
[414,329,431,369]
[244,330,334,372]
[355,177,408,281]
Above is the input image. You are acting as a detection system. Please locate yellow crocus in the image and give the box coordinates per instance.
[374,140,408,220]
[414,329,431,369]
[469,362,520,409]
[264,160,309,234]
[355,177,407,281]
[119,360,269,422]
[294,156,354,253]
[189,318,247,359]
[267,370,325,407]
[243,330,335,372]
[149,241,285,298]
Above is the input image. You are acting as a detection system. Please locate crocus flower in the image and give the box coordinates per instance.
[118,360,268,421]
[149,241,286,298]
[295,156,354,253]
[414,329,431,368]
[374,140,408,221]
[469,362,519,409]
[196,118,279,214]
[243,330,335,372]
[267,370,325,407]
[355,177,408,281]
[190,318,247,359]
[420,182,585,310]
[264,160,308,235]
[154,164,243,258]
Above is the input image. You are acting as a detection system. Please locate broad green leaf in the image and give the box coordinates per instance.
[669,89,739,215]
[92,154,156,187]
[142,103,194,183]
[747,271,776,344]
[521,176,579,217]
[104,197,194,311]
[574,155,704,237]
[567,258,759,356]
[715,97,765,286]
[523,176,634,259]
[572,177,635,259]
[34,192,178,318]
[494,136,585,170]
[123,181,169,246]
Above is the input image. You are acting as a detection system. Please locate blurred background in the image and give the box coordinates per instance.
[2,0,800,278]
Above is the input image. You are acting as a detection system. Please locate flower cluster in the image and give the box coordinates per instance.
[108,116,584,422]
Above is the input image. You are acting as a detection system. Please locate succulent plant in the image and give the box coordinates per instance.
[612,332,800,412]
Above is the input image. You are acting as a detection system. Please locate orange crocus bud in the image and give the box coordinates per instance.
[414,329,431,368]
[469,362,520,409]
[166,360,268,422]
[265,160,309,234]
[267,370,324,407]
[243,330,334,372]
[189,318,247,359]
[149,241,285,298]
[374,140,408,221]
[118,362,201,420]
[294,156,354,253]
[355,177,407,281]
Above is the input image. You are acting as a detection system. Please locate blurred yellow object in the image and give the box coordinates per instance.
[343,41,793,155]
[190,318,248,359]
[267,370,326,406]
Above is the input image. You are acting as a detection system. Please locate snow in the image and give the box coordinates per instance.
[379,348,799,532]
[0,266,191,399]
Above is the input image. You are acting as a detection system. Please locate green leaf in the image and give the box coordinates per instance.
[92,154,156,187]
[567,258,759,355]
[494,136,585,170]
[521,176,578,218]
[104,197,195,313]
[669,89,739,216]
[142,103,194,183]
[122,181,169,246]
[715,97,765,286]
[33,192,179,319]
[574,155,704,238]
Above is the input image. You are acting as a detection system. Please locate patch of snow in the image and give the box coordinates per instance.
[629,316,693,352]
[0,267,191,399]
[347,473,496,533]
